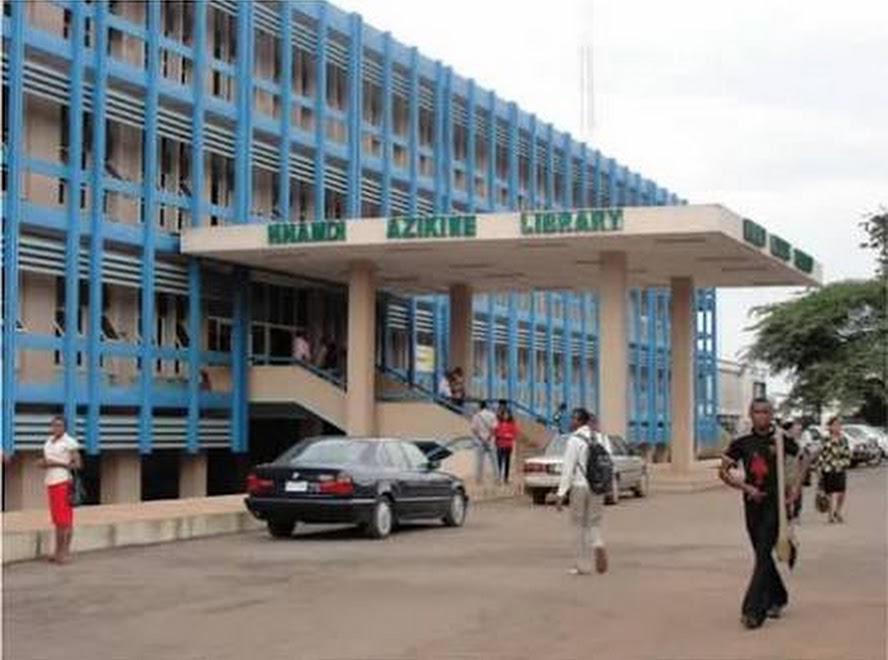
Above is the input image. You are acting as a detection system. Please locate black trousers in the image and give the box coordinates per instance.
[742,499,788,620]
[497,447,512,483]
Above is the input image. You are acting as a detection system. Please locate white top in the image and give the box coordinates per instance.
[293,336,311,362]
[556,426,608,498]
[471,408,498,443]
[43,432,79,486]
[438,375,452,398]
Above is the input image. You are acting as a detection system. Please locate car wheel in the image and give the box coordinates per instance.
[531,490,548,506]
[633,470,649,498]
[605,477,620,505]
[267,519,296,539]
[366,497,395,539]
[443,490,468,527]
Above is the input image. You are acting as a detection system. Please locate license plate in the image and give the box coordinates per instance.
[285,480,308,493]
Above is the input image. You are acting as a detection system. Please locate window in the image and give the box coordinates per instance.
[363,80,382,125]
[326,63,347,110]
[398,442,430,470]
[381,442,409,469]
[392,94,409,136]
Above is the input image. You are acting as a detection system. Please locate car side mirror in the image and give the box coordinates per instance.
[426,460,441,471]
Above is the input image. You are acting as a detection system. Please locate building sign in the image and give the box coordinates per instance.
[793,249,814,274]
[415,345,435,374]
[387,215,477,240]
[743,218,767,248]
[520,208,624,236]
[267,221,346,245]
[769,234,791,262]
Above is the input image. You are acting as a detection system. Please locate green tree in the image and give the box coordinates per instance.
[860,207,888,278]
[747,279,886,423]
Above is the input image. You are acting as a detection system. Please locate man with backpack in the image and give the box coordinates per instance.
[554,408,612,575]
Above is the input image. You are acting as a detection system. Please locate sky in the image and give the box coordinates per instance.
[335,0,887,378]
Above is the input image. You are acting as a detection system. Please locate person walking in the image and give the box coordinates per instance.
[437,369,452,401]
[470,401,500,484]
[554,408,608,575]
[449,367,466,409]
[817,416,852,524]
[719,398,810,629]
[494,407,518,484]
[552,402,569,434]
[292,330,311,363]
[38,415,82,564]
[782,419,806,521]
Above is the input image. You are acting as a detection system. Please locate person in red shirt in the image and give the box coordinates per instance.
[494,408,518,484]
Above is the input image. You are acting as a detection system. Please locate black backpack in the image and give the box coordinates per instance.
[583,435,614,495]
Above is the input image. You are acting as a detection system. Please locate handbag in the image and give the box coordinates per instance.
[68,469,87,507]
[814,475,829,514]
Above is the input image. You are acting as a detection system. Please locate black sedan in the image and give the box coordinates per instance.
[245,436,469,539]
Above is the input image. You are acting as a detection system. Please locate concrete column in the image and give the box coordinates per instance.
[4,452,47,511]
[670,277,696,473]
[100,452,142,504]
[448,284,474,381]
[345,263,376,436]
[599,252,628,438]
[179,453,208,499]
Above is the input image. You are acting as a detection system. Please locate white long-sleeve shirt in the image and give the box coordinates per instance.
[556,426,609,498]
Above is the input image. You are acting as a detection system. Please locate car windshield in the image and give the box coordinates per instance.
[843,426,867,439]
[276,438,379,467]
[545,434,572,456]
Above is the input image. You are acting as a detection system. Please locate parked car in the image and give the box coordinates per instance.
[843,425,884,466]
[523,433,649,505]
[245,436,468,540]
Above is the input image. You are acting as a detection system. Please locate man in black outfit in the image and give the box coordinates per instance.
[719,398,810,629]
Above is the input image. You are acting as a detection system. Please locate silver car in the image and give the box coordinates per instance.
[522,433,649,505]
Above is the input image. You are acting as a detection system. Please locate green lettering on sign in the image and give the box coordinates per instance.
[743,218,767,248]
[386,215,477,240]
[267,221,346,245]
[520,208,624,235]
[793,249,814,274]
[769,234,792,262]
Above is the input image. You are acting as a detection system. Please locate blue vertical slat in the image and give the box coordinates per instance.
[432,61,444,212]
[186,0,208,454]
[235,1,254,224]
[346,12,362,218]
[380,32,392,216]
[139,0,161,453]
[442,67,453,212]
[230,267,250,452]
[63,1,86,430]
[278,0,293,220]
[562,292,571,411]
[486,91,495,211]
[86,0,109,455]
[507,102,518,209]
[528,115,537,209]
[407,298,416,385]
[608,158,618,207]
[646,289,657,443]
[580,144,589,208]
[507,294,518,403]
[545,292,554,420]
[545,124,554,209]
[1,0,26,454]
[592,150,602,206]
[561,134,571,209]
[466,80,476,212]
[486,295,495,400]
[579,293,589,410]
[407,48,419,214]
[313,3,327,220]
[528,291,537,413]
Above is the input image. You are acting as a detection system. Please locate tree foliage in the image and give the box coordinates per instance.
[860,207,888,278]
[746,279,886,421]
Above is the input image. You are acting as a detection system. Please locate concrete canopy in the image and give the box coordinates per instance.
[181,205,822,293]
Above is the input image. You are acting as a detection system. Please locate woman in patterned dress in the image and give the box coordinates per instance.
[817,416,852,523]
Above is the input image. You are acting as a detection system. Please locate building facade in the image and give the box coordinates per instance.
[1,0,718,509]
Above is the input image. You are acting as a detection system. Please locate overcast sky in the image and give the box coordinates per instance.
[336,0,887,377]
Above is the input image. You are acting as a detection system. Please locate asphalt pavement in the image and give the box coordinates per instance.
[3,466,886,660]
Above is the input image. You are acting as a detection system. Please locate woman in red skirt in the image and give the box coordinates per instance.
[39,415,82,563]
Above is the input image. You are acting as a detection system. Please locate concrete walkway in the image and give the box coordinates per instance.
[2,483,522,564]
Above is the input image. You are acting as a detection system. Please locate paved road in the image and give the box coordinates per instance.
[4,468,886,660]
